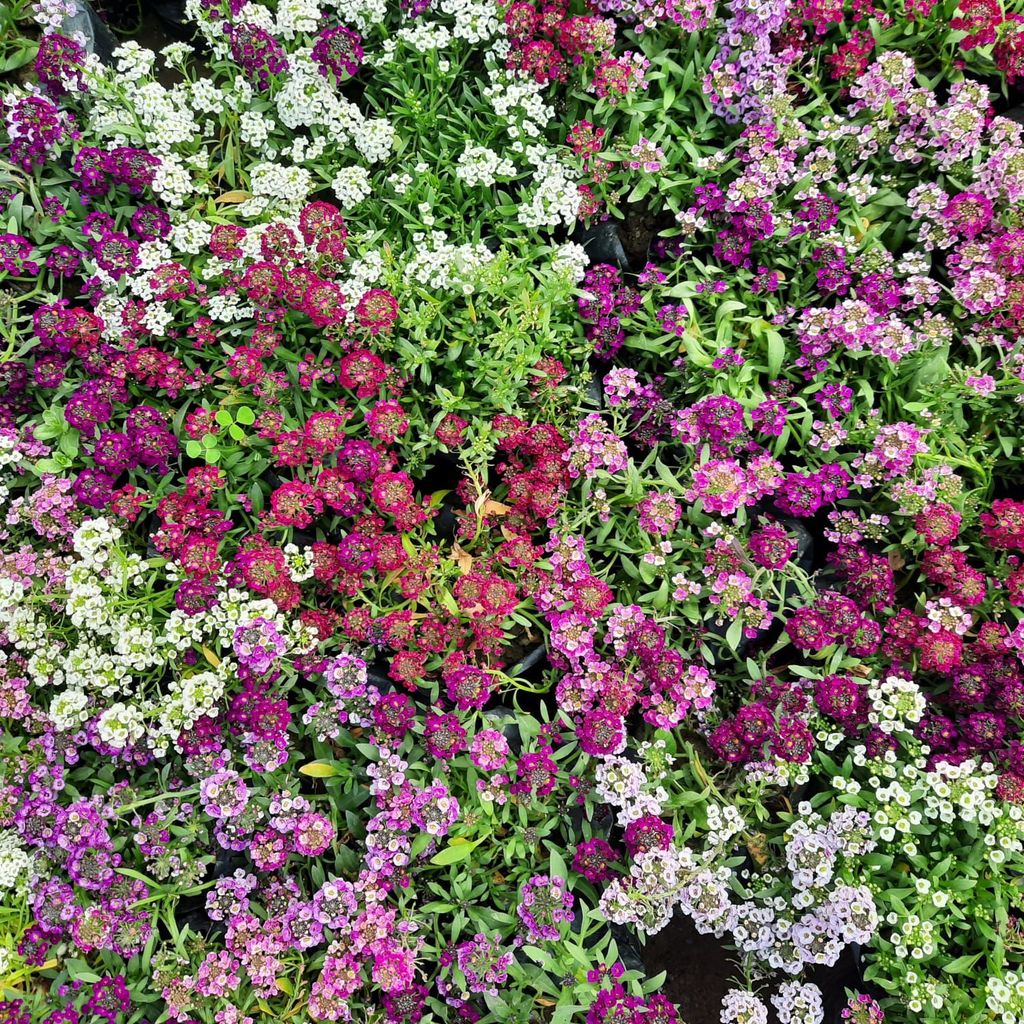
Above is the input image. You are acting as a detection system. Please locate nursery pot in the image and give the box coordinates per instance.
[573,220,630,271]
[61,0,117,63]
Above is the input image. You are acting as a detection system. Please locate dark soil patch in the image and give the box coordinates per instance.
[643,915,736,1024]
[645,915,868,1024]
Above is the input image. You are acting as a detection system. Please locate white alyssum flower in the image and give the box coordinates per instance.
[151,153,196,206]
[325,0,388,33]
[403,231,496,294]
[518,157,581,229]
[160,42,192,67]
[438,0,500,42]
[208,291,255,325]
[331,165,373,208]
[189,77,225,115]
[551,242,589,282]
[352,117,395,163]
[169,218,213,257]
[275,0,320,38]
[50,688,90,730]
[113,40,157,81]
[97,702,148,748]
[0,831,31,891]
[239,110,274,149]
[867,674,927,732]
[395,21,452,51]
[0,433,24,469]
[238,162,314,217]
[455,144,516,188]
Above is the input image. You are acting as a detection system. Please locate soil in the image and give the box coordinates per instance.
[645,914,869,1024]
[643,915,736,1024]
[619,204,678,269]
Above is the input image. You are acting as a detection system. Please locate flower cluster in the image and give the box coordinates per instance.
[2,0,1023,1019]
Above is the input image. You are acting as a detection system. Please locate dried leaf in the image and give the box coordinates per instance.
[746,832,769,866]
[215,190,253,203]
[481,499,511,517]
[452,542,474,575]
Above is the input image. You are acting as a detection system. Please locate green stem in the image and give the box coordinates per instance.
[114,786,199,816]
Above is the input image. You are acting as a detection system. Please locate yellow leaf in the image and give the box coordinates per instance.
[276,977,295,996]
[299,761,339,778]
[215,190,253,204]
[201,645,221,667]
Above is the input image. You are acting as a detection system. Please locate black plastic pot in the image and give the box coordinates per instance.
[172,847,247,937]
[62,0,117,62]
[140,0,192,40]
[584,367,604,409]
[573,221,629,271]
[365,660,396,694]
[811,941,869,1024]
[778,515,815,574]
[507,643,547,683]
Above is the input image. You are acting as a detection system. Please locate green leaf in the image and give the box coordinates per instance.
[943,953,982,974]
[409,832,433,860]
[215,409,233,427]
[235,405,256,425]
[430,833,487,866]
[186,440,202,458]
[228,423,246,441]
[0,43,38,73]
[58,429,79,457]
[247,480,265,514]
[548,845,567,881]
[766,330,785,378]
[299,761,340,778]
[725,616,744,651]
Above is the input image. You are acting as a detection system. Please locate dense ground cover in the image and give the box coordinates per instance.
[2,0,1024,1021]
